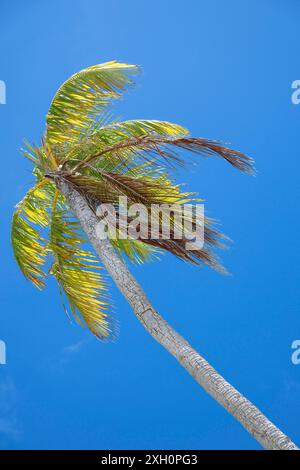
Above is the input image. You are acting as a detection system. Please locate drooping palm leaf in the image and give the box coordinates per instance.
[49,193,111,339]
[11,179,53,288]
[72,134,254,174]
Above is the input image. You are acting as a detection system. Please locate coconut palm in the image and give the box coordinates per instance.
[11,61,297,450]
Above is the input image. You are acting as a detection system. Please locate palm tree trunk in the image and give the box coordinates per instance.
[58,179,298,450]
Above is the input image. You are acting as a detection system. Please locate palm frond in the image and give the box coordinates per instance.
[11,179,53,288]
[111,237,160,265]
[22,142,48,170]
[49,194,111,339]
[138,221,228,273]
[100,119,189,139]
[56,119,188,171]
[62,170,226,271]
[107,208,227,272]
[72,135,254,174]
[65,167,198,215]
[97,171,197,205]
[46,61,139,145]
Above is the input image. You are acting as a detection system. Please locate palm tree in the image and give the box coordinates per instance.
[11,61,298,450]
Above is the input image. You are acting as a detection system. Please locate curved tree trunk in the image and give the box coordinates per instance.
[59,179,298,450]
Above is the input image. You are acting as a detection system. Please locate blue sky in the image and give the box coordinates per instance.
[0,0,300,450]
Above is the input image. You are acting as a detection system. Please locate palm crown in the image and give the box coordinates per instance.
[11,61,253,340]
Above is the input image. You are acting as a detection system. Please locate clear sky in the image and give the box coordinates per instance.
[0,0,299,450]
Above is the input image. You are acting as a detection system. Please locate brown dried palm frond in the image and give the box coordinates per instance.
[114,213,227,273]
[62,172,227,272]
[64,167,198,209]
[71,135,254,175]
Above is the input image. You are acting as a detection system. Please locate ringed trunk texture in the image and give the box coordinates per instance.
[59,179,298,451]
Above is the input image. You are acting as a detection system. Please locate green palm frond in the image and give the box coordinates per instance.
[12,176,112,338]
[11,179,53,288]
[49,193,111,339]
[99,119,189,139]
[111,238,160,265]
[22,142,42,167]
[46,61,139,145]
